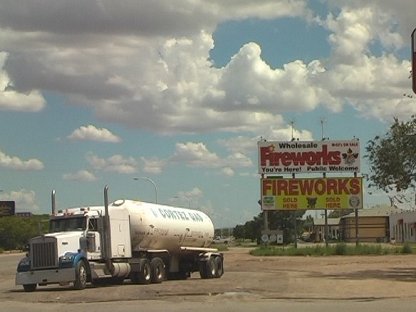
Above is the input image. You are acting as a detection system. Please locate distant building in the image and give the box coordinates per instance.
[312,218,340,242]
[340,205,399,243]
[16,212,33,218]
[389,210,416,243]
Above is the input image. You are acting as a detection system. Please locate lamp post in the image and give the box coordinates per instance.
[133,177,158,204]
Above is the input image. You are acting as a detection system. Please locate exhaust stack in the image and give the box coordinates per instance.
[103,185,113,268]
[51,190,56,216]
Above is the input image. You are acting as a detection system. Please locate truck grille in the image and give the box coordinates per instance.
[30,236,58,269]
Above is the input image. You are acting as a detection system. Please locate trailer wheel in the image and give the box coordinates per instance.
[23,284,37,292]
[150,257,165,283]
[199,256,216,279]
[199,262,208,279]
[214,256,224,278]
[199,257,214,279]
[138,258,151,284]
[206,256,216,278]
[73,260,88,290]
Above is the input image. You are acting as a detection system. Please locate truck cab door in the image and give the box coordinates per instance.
[86,217,102,260]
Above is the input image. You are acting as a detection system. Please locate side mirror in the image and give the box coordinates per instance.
[23,243,30,252]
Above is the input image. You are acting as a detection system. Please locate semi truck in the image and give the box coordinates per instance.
[15,186,224,292]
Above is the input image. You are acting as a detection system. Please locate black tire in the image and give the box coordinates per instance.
[214,256,224,278]
[199,257,216,279]
[150,257,165,283]
[138,258,151,284]
[73,260,88,290]
[205,256,216,278]
[199,261,208,279]
[23,284,37,292]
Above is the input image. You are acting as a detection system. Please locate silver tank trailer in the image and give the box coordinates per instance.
[110,199,215,252]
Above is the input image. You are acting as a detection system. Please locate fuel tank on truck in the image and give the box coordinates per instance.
[110,200,215,253]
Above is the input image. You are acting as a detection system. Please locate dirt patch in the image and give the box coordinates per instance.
[3,247,416,303]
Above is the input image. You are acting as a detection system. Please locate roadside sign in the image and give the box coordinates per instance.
[0,201,15,217]
[261,177,363,210]
[258,139,360,174]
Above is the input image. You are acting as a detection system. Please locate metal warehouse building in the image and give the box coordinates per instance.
[390,210,416,243]
[340,205,400,243]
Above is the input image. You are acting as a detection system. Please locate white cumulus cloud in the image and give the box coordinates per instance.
[0,0,415,135]
[0,149,44,170]
[0,52,45,112]
[86,153,138,174]
[68,125,121,143]
[63,170,97,182]
[170,141,253,176]
[0,189,39,212]
[141,157,167,175]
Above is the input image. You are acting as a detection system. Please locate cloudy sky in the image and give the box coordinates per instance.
[0,0,415,226]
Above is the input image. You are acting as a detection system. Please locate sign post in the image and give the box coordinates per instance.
[0,201,15,217]
[412,27,416,94]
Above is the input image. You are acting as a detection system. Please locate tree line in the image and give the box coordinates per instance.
[0,215,49,251]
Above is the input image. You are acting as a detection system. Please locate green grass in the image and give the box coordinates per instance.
[250,243,416,257]
[213,243,229,251]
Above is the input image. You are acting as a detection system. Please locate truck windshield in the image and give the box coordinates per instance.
[49,216,87,232]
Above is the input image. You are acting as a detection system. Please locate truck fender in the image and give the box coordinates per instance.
[73,254,91,282]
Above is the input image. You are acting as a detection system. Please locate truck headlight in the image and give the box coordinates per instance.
[16,257,31,272]
[59,253,75,268]
[60,254,75,262]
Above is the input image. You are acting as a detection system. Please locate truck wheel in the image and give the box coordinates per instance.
[73,260,88,290]
[138,258,151,284]
[205,256,216,278]
[214,256,224,278]
[150,257,165,283]
[199,262,208,279]
[23,284,37,292]
[199,256,216,279]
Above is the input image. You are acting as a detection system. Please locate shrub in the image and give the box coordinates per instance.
[249,243,415,257]
[334,243,347,255]
[401,243,413,254]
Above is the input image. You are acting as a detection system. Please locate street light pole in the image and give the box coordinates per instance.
[133,177,158,204]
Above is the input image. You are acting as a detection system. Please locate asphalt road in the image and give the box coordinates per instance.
[2,249,416,312]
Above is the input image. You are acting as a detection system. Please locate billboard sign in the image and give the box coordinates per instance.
[261,177,363,210]
[0,201,15,217]
[258,140,360,174]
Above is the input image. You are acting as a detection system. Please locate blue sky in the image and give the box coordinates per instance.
[0,1,415,227]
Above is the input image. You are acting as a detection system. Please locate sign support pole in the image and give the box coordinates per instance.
[354,172,360,246]
[292,173,297,248]
[262,173,269,233]
[412,27,416,94]
[323,172,329,247]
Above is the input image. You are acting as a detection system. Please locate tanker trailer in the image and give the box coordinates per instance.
[16,186,223,292]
